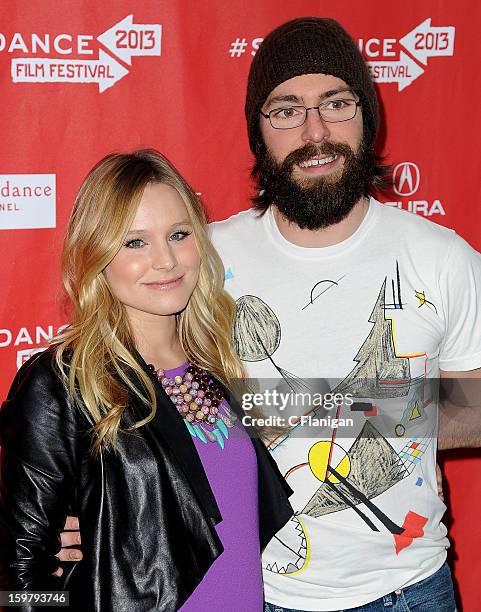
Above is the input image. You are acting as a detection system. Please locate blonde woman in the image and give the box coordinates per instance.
[0,150,292,611]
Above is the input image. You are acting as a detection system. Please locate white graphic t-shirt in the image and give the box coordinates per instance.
[209,200,481,611]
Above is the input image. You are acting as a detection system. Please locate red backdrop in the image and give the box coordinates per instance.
[0,1,479,608]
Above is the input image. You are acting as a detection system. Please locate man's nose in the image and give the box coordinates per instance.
[301,107,331,144]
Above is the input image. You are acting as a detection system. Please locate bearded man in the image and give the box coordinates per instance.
[210,17,481,612]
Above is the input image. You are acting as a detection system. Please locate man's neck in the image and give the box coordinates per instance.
[272,197,370,248]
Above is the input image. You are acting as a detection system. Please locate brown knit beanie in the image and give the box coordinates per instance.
[245,17,378,154]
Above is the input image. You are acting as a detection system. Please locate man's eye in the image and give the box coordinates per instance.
[323,99,355,111]
[170,230,192,242]
[272,107,302,120]
[124,238,145,249]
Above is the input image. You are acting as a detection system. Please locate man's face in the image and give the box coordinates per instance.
[260,73,363,186]
[255,73,374,230]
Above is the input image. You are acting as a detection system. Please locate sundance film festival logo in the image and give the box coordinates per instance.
[231,18,455,93]
[384,162,445,217]
[2,15,161,93]
[0,174,56,229]
[360,18,455,91]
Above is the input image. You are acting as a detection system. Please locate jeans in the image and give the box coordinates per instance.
[264,562,456,612]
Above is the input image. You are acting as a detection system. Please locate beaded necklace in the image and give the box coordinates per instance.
[149,363,237,449]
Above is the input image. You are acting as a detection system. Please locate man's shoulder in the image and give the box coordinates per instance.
[374,200,456,245]
[209,207,264,242]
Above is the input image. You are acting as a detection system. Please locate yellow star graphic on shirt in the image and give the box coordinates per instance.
[415,291,426,306]
[415,290,438,314]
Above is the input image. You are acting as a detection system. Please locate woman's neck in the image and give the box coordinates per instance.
[126,309,187,370]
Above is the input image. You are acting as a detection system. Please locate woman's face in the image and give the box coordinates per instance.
[104,182,201,325]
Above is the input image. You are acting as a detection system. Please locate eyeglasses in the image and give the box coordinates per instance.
[260,97,360,129]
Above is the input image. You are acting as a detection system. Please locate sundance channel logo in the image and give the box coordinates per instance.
[0,174,56,230]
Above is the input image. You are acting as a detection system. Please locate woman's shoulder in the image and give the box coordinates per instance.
[6,347,63,397]
[1,347,77,429]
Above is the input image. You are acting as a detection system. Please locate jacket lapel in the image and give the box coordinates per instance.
[208,378,294,548]
[135,355,222,525]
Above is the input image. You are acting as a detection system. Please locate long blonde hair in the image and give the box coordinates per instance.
[53,149,244,451]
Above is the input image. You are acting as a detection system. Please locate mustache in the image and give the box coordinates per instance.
[281,141,355,172]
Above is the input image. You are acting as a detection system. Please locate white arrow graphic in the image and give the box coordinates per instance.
[98,14,161,65]
[400,18,455,65]
[368,51,425,92]
[11,50,128,93]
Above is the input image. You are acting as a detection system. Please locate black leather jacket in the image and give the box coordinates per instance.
[0,350,293,611]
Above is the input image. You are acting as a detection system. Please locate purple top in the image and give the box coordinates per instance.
[163,364,263,612]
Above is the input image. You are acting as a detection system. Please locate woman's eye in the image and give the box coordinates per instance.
[124,238,145,249]
[170,230,192,242]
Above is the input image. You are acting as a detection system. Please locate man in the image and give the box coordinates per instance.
[209,17,481,612]
[58,17,480,611]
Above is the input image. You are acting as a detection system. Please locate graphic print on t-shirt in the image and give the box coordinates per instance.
[233,294,307,392]
[415,290,438,314]
[234,270,437,576]
[301,275,346,311]
[211,200,481,608]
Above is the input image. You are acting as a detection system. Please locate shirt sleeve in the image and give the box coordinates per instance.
[438,232,481,371]
[0,352,86,598]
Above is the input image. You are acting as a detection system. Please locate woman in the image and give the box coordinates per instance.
[0,150,292,611]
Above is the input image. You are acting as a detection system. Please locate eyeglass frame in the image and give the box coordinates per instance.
[259,98,361,130]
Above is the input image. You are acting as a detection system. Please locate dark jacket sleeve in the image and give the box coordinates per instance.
[0,351,85,601]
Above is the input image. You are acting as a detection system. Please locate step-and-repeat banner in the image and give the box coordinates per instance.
[1,1,479,608]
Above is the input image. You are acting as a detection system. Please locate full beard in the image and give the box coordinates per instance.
[256,139,376,230]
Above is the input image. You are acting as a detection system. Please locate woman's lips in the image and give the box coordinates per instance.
[143,276,183,290]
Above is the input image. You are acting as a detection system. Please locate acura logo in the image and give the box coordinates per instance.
[393,162,420,196]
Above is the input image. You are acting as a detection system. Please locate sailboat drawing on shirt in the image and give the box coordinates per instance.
[334,278,423,398]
